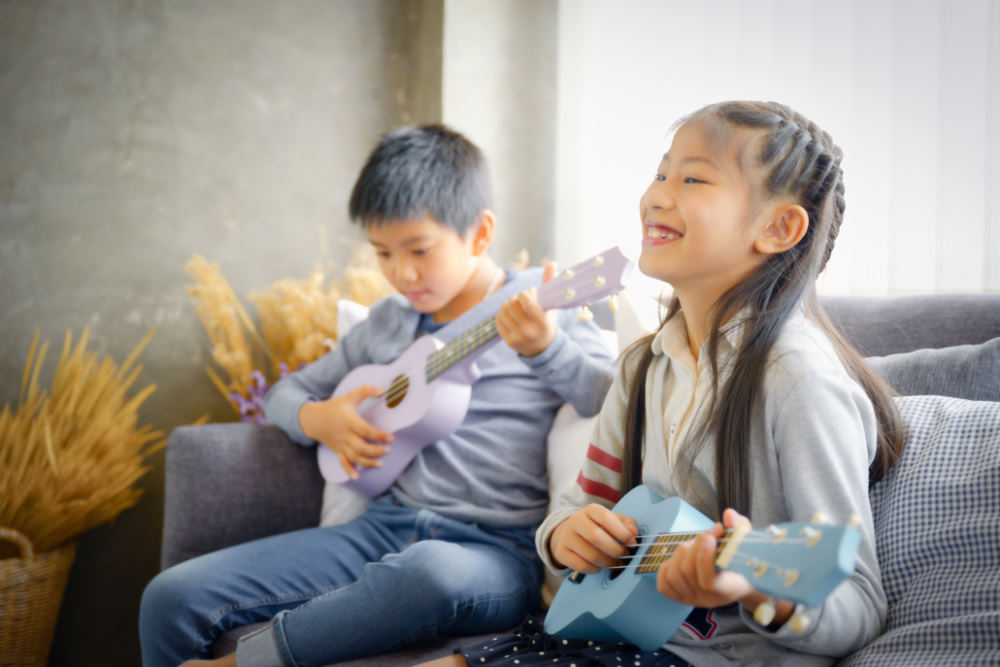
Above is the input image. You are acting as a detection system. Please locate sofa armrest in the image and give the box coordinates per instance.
[161,423,324,569]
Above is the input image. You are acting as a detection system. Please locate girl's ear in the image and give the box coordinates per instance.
[754,204,809,255]
[469,209,496,256]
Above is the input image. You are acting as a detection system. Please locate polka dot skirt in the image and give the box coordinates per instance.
[459,616,694,667]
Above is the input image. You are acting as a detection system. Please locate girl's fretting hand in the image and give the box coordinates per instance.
[550,504,639,574]
[496,262,558,358]
[655,508,795,628]
[656,509,757,609]
[298,384,394,480]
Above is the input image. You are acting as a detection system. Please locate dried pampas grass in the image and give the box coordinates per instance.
[186,246,393,421]
[249,269,340,377]
[0,328,163,554]
[184,255,269,403]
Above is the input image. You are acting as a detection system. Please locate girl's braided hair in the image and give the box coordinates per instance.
[621,101,905,517]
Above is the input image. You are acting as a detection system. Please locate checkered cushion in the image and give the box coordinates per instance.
[839,395,1000,666]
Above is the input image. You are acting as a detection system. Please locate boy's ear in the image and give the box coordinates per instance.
[469,209,496,256]
[754,204,808,255]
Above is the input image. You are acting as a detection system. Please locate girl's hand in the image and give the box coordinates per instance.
[655,509,795,627]
[298,384,394,480]
[496,262,558,358]
[549,503,639,573]
[656,508,757,609]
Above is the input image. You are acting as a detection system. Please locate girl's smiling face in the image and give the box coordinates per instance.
[638,121,770,307]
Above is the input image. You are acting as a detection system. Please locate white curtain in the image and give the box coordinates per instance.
[553,0,1000,296]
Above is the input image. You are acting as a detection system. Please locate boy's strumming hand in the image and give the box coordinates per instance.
[298,385,394,480]
[496,261,558,357]
[549,503,639,574]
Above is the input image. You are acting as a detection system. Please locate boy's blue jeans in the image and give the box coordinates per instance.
[139,497,542,667]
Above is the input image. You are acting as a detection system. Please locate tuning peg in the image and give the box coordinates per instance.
[753,598,776,626]
[592,255,605,266]
[577,305,594,322]
[848,514,862,530]
[608,294,618,312]
[747,558,768,579]
[788,611,810,634]
[800,525,821,547]
[564,287,576,301]
[562,268,575,280]
[810,512,830,525]
[766,524,787,543]
[593,276,607,288]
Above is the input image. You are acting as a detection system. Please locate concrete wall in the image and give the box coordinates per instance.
[1,1,556,663]
[1,1,432,664]
[443,0,558,266]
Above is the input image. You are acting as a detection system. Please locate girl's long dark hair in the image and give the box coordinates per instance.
[621,101,905,518]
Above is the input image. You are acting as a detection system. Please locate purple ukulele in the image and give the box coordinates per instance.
[317,246,634,496]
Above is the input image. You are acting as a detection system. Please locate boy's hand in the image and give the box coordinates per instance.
[496,261,558,357]
[549,503,639,573]
[297,384,394,480]
[656,508,794,626]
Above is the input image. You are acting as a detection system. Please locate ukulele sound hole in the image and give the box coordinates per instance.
[385,374,409,408]
[608,544,638,581]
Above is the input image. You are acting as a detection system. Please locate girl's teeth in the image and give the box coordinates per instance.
[647,227,680,240]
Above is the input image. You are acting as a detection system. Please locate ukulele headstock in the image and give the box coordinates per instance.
[721,518,861,609]
[537,247,634,312]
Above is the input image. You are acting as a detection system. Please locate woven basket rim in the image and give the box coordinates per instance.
[0,528,76,665]
[0,526,34,560]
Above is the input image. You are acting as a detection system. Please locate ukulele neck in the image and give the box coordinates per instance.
[634,527,742,574]
[425,316,499,383]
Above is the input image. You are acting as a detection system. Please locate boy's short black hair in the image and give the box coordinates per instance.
[348,123,493,235]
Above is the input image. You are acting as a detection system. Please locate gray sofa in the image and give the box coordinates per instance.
[160,293,1000,666]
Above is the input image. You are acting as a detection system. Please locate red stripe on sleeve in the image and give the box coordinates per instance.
[585,444,623,473]
[576,471,621,504]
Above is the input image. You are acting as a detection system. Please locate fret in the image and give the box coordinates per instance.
[422,246,629,383]
[634,529,735,574]
[425,316,500,382]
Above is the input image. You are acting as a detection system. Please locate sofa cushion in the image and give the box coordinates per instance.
[823,293,1000,356]
[840,395,1000,666]
[864,337,1000,402]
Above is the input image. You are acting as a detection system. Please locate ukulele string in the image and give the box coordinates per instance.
[602,531,813,568]
[426,266,600,381]
[379,265,605,399]
[358,361,426,414]
[602,548,789,573]
[628,530,806,544]
[358,256,618,409]
[363,313,498,414]
[425,317,498,382]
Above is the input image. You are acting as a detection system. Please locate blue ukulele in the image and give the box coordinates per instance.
[544,485,862,651]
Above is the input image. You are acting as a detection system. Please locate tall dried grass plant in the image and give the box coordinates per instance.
[0,328,163,554]
[185,246,394,420]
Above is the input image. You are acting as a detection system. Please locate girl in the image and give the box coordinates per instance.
[424,100,905,666]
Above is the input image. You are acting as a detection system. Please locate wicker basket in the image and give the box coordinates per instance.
[0,527,76,667]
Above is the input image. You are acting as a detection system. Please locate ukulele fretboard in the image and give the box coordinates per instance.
[635,529,737,574]
[425,316,499,382]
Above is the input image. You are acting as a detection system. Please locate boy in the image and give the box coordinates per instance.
[140,124,615,667]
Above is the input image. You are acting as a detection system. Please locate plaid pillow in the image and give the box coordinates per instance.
[839,395,1000,666]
